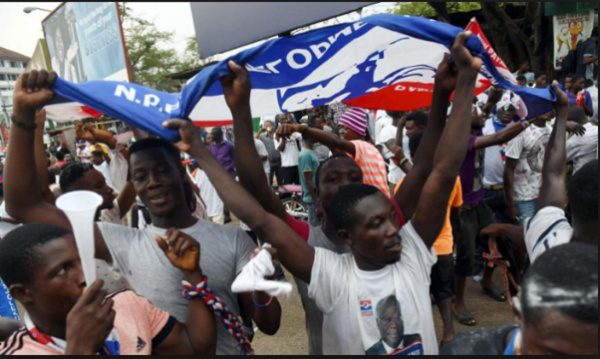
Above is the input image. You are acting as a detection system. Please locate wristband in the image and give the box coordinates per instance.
[520,120,530,129]
[399,157,409,166]
[11,115,37,131]
[252,292,274,309]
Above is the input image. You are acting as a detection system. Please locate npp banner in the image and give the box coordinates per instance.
[48,14,557,142]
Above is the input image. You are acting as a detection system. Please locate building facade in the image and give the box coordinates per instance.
[0,47,30,146]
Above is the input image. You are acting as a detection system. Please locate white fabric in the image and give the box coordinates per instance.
[482,119,508,187]
[194,168,224,218]
[505,124,552,201]
[376,123,407,184]
[308,221,438,355]
[94,161,114,190]
[524,206,573,263]
[99,198,127,226]
[566,122,598,173]
[276,133,302,167]
[192,193,208,220]
[0,201,21,238]
[254,138,271,174]
[231,248,292,297]
[108,147,128,194]
[587,85,598,123]
[374,111,393,144]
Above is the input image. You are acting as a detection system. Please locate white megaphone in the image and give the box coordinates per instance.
[56,190,102,286]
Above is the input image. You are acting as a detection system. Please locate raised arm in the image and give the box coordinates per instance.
[535,81,570,212]
[277,125,356,157]
[412,32,482,247]
[163,114,315,284]
[473,121,526,149]
[394,53,455,219]
[5,70,111,262]
[34,110,55,205]
[220,62,287,220]
[152,230,216,355]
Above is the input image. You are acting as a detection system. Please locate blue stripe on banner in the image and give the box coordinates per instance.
[0,278,20,320]
[49,14,557,141]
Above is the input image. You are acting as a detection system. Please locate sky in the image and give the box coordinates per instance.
[0,2,394,61]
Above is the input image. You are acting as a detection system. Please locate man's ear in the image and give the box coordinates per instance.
[9,284,33,305]
[339,229,353,247]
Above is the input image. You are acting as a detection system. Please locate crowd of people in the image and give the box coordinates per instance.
[0,31,597,355]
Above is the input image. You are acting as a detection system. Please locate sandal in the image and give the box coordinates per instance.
[453,309,477,326]
[482,286,507,302]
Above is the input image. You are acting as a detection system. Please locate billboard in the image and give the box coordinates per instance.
[42,2,130,83]
[190,2,375,59]
[552,10,595,70]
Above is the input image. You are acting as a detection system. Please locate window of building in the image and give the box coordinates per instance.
[10,61,19,68]
[0,60,4,67]
[0,74,5,81]
[22,61,28,68]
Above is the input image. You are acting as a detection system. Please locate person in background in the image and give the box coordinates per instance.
[524,81,598,262]
[512,61,534,83]
[567,75,594,117]
[516,75,527,86]
[503,113,552,225]
[279,107,390,197]
[533,71,547,88]
[209,127,235,223]
[327,102,350,126]
[575,27,597,87]
[298,136,320,227]
[91,147,114,190]
[256,120,283,187]
[586,74,598,124]
[566,106,598,173]
[441,243,598,356]
[376,111,407,190]
[275,115,301,185]
[307,114,332,163]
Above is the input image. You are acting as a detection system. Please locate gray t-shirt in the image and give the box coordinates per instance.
[98,219,256,355]
[294,225,350,355]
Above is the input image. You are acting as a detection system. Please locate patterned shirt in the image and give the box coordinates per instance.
[350,140,390,197]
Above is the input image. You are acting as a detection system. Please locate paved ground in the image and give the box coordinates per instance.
[251,268,514,355]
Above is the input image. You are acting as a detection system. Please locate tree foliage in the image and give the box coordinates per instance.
[390,2,481,18]
[119,3,188,92]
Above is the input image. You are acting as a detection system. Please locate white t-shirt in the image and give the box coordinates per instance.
[505,124,552,201]
[566,122,598,173]
[276,133,302,168]
[376,124,408,184]
[374,111,393,144]
[254,138,270,174]
[194,168,224,218]
[524,207,573,263]
[0,202,20,238]
[99,198,127,226]
[482,119,508,187]
[308,221,438,355]
[587,85,598,123]
[93,161,114,190]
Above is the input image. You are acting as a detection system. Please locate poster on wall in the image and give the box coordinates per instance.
[553,10,595,70]
[42,2,130,83]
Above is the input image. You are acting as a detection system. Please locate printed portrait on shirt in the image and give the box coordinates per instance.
[364,295,423,355]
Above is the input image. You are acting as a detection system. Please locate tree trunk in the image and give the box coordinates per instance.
[428,2,450,23]
[479,2,535,72]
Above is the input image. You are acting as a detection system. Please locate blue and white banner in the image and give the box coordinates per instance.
[47,14,557,142]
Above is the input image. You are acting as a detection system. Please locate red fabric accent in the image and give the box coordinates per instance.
[390,196,406,229]
[285,214,310,242]
[192,120,233,128]
[80,106,103,119]
[343,79,490,111]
